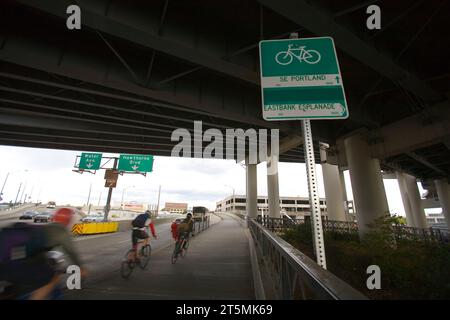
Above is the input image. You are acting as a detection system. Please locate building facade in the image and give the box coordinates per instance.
[216,195,355,220]
[216,195,326,217]
[163,202,188,214]
[425,210,447,228]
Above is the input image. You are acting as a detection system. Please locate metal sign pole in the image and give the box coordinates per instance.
[302,119,327,269]
[104,158,118,221]
[288,32,327,269]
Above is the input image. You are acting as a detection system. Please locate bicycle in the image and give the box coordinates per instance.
[275,44,321,65]
[121,239,152,279]
[171,232,190,264]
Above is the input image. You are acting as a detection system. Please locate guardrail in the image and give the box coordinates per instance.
[248,218,367,300]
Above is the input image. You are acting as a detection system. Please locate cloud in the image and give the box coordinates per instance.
[0,146,408,216]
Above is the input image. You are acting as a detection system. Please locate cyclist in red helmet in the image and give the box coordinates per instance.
[0,207,86,299]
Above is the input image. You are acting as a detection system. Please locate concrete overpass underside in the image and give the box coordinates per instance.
[0,0,449,180]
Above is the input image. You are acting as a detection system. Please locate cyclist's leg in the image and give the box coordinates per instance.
[175,237,182,255]
[28,274,62,300]
[137,230,149,257]
[183,233,189,249]
[131,230,139,260]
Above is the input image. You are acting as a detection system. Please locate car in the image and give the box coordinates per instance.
[33,212,53,223]
[81,215,104,223]
[19,211,40,220]
[46,201,56,209]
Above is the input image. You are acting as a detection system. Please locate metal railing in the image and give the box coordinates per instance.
[257,216,449,244]
[192,215,211,233]
[392,225,449,243]
[248,218,367,300]
[256,215,299,234]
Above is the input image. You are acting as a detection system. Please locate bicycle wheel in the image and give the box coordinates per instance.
[303,49,321,64]
[172,242,180,264]
[275,51,293,65]
[121,249,136,279]
[139,245,152,270]
[181,239,189,257]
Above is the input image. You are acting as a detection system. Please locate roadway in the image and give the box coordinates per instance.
[64,213,255,300]
[0,205,48,228]
[0,209,255,299]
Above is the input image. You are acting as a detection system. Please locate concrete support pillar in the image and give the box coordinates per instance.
[339,170,349,218]
[246,157,258,219]
[320,145,346,221]
[344,134,389,236]
[404,173,428,228]
[396,171,416,227]
[267,154,280,218]
[435,179,450,229]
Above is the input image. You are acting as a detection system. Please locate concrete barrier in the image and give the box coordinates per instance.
[72,222,119,235]
[73,217,177,235]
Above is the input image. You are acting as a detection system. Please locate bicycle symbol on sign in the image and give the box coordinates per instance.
[275,44,321,65]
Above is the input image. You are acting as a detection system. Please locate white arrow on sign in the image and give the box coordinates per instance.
[86,163,93,169]
[131,165,139,171]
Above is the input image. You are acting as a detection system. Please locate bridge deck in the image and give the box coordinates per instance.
[65,214,254,300]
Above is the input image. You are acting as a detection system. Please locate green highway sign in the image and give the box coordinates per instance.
[259,37,348,120]
[118,154,154,172]
[79,153,102,170]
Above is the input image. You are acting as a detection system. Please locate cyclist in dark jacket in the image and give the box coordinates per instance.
[174,213,194,249]
[0,208,86,299]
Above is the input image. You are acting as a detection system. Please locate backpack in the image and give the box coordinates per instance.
[132,214,148,228]
[0,223,54,293]
[0,223,48,264]
[177,219,192,234]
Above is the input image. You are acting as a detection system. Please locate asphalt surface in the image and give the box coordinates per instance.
[0,205,50,228]
[64,214,255,300]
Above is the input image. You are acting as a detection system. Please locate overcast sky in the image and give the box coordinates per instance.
[0,145,420,215]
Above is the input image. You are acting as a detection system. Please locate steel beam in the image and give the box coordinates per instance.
[335,100,450,166]
[15,0,259,86]
[0,38,290,132]
[0,85,235,130]
[406,152,448,177]
[257,0,442,103]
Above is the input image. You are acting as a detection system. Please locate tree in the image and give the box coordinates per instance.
[391,214,407,226]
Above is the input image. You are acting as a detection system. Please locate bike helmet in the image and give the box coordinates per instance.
[145,210,152,216]
[53,207,74,227]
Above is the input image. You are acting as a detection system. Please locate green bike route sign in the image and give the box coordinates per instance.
[79,153,102,170]
[259,37,348,120]
[118,154,154,172]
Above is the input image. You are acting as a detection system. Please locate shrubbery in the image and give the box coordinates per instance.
[282,218,450,299]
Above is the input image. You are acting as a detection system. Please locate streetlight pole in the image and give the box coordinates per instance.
[97,192,102,207]
[20,181,27,204]
[14,182,22,206]
[86,182,92,215]
[28,186,34,203]
[121,185,135,211]
[156,185,161,218]
[225,185,235,212]
[0,172,10,201]
[1,170,28,204]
